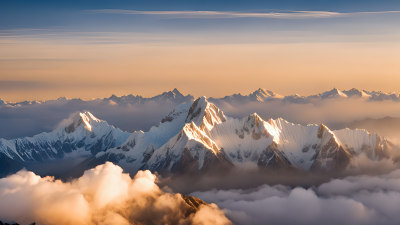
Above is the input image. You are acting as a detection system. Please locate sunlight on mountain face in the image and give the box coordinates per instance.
[1,0,400,224]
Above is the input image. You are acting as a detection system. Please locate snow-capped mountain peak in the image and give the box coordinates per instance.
[320,88,348,99]
[64,111,100,133]
[0,111,131,177]
[161,88,183,98]
[246,113,263,126]
[171,88,183,96]
[318,124,334,138]
[342,88,370,98]
[185,97,226,131]
[152,88,191,102]
[250,88,283,101]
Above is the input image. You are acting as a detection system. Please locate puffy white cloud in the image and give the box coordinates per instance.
[0,162,231,225]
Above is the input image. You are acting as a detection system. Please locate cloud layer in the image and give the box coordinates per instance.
[217,98,400,132]
[90,9,400,19]
[0,163,231,225]
[192,168,400,225]
[0,100,180,139]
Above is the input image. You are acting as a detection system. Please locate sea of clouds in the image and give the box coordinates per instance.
[0,163,231,225]
[0,100,179,139]
[1,150,400,225]
[192,168,400,225]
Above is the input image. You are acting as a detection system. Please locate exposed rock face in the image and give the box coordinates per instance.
[257,142,293,170]
[308,124,352,171]
[181,194,208,216]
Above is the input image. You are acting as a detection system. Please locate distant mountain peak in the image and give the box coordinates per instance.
[249,88,282,101]
[56,96,69,101]
[3,88,400,108]
[161,88,184,98]
[320,88,347,99]
[252,88,275,96]
[252,88,268,95]
[172,88,182,95]
[343,88,370,98]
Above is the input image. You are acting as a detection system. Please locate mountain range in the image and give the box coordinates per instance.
[0,96,395,178]
[0,88,192,107]
[2,88,400,140]
[210,88,400,105]
[1,88,400,107]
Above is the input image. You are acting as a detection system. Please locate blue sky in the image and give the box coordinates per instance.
[2,0,400,11]
[1,0,400,30]
[1,0,400,101]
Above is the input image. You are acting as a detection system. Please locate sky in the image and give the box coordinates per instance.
[1,0,400,101]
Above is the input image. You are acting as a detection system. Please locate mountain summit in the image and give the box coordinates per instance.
[63,111,100,133]
[249,88,283,102]
[185,96,226,131]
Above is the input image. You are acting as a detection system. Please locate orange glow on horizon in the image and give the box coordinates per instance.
[1,37,399,101]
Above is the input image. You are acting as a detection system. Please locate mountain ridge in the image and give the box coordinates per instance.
[2,88,400,107]
[93,97,393,175]
[0,96,395,178]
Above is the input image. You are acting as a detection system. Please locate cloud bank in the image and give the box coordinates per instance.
[90,9,400,19]
[0,100,180,139]
[192,168,400,225]
[0,163,231,225]
[218,98,400,131]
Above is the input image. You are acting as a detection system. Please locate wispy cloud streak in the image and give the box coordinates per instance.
[88,9,400,19]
